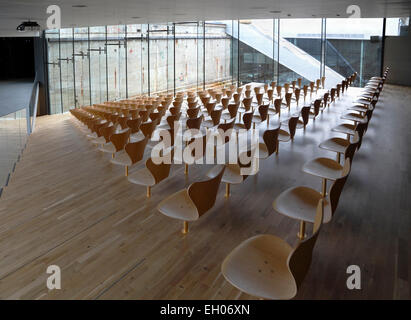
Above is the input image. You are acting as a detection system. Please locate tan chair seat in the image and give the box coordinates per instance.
[110,150,132,166]
[354,98,371,105]
[221,234,296,300]
[341,113,367,123]
[99,142,116,154]
[319,137,349,154]
[278,129,291,142]
[128,167,156,187]
[273,186,330,223]
[157,189,199,221]
[302,158,343,181]
[91,136,106,145]
[257,142,269,159]
[86,132,97,140]
[207,164,244,185]
[130,131,146,143]
[332,123,356,135]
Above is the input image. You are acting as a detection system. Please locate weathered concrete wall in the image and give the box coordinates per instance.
[47,35,231,114]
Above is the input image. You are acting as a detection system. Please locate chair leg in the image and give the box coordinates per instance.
[225,183,230,198]
[298,221,306,240]
[112,153,115,159]
[146,186,151,198]
[276,141,279,155]
[125,166,128,177]
[184,164,189,175]
[182,221,189,234]
[321,178,327,197]
[336,152,341,164]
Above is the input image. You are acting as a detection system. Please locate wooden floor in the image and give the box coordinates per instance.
[0,85,410,300]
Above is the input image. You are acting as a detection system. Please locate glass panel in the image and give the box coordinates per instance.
[148,23,174,95]
[238,19,275,86]
[60,28,75,111]
[73,27,91,107]
[0,108,28,188]
[89,26,107,104]
[325,18,384,87]
[174,22,200,92]
[107,25,127,100]
[126,24,144,97]
[279,18,322,85]
[204,21,233,89]
[45,30,61,114]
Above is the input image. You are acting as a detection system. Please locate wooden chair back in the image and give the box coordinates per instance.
[288,199,324,288]
[110,129,131,152]
[188,165,226,217]
[125,136,149,164]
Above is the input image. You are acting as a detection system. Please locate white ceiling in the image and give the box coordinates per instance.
[0,0,410,36]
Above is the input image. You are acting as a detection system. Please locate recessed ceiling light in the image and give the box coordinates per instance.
[336,14,341,16]
[287,14,292,17]
[175,13,186,16]
[269,10,282,13]
[312,14,317,17]
[249,6,267,10]
[72,5,87,8]
[131,16,141,19]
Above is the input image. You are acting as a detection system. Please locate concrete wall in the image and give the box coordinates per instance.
[47,36,231,114]
[384,33,411,86]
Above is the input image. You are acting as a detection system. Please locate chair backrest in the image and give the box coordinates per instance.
[294,88,301,102]
[149,112,162,122]
[210,108,223,126]
[327,159,351,222]
[287,199,324,289]
[262,128,279,156]
[256,93,264,105]
[117,116,129,129]
[188,101,198,109]
[244,90,252,98]
[274,98,282,114]
[276,85,282,96]
[288,116,299,139]
[300,105,311,127]
[139,110,150,122]
[242,112,253,130]
[271,81,277,89]
[221,97,230,109]
[205,102,216,114]
[188,165,226,217]
[242,97,252,111]
[100,125,116,143]
[166,114,181,130]
[228,103,239,118]
[253,87,260,95]
[187,107,200,119]
[267,89,274,101]
[140,118,159,137]
[125,136,149,164]
[258,104,269,121]
[355,122,367,150]
[126,118,142,134]
[110,129,131,152]
[313,99,322,116]
[186,115,203,130]
[284,83,290,93]
[303,85,308,97]
[146,157,172,184]
[297,78,302,88]
[94,121,109,137]
[285,93,292,107]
